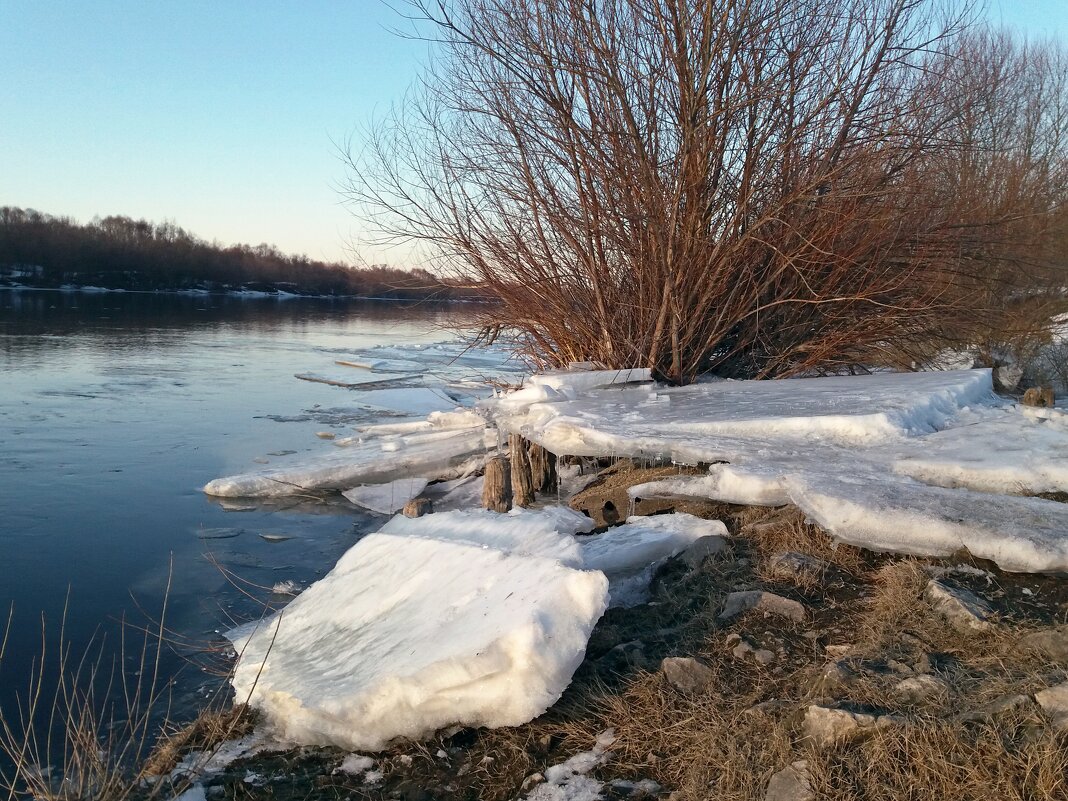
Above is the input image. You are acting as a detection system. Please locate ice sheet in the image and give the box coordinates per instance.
[484,369,995,458]
[342,478,430,515]
[204,425,492,497]
[229,533,608,751]
[377,507,592,565]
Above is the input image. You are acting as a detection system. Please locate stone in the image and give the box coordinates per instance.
[956,693,1037,723]
[680,535,729,569]
[764,760,814,801]
[767,552,831,584]
[801,706,896,748]
[719,591,806,623]
[1023,386,1055,408]
[993,364,1024,393]
[1018,625,1068,663]
[824,644,853,658]
[894,674,950,703]
[661,656,715,694]
[1035,681,1068,730]
[727,633,776,665]
[924,580,995,632]
[402,497,433,518]
[812,660,859,695]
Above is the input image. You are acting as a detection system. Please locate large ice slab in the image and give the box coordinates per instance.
[580,513,727,576]
[377,507,593,564]
[791,472,1068,573]
[484,369,995,459]
[890,407,1068,495]
[229,532,608,751]
[204,421,492,497]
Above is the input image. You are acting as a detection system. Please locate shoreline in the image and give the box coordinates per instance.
[0,283,488,303]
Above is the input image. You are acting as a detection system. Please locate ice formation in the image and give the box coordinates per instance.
[342,478,429,515]
[204,411,493,497]
[484,368,1068,574]
[229,527,609,751]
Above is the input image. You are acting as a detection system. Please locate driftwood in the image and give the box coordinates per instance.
[528,442,558,494]
[510,434,536,507]
[403,497,433,518]
[482,456,513,512]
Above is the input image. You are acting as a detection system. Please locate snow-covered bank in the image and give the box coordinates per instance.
[482,367,1068,574]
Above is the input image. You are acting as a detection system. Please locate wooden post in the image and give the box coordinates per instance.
[482,456,513,512]
[528,442,558,494]
[510,433,536,507]
[403,497,433,518]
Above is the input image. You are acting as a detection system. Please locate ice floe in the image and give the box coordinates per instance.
[484,368,1068,573]
[342,478,430,515]
[229,528,609,751]
[204,412,492,497]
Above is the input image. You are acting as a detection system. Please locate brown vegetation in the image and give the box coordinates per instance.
[348,0,1068,383]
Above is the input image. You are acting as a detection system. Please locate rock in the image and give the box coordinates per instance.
[812,660,859,695]
[801,705,896,748]
[894,674,950,703]
[765,760,814,801]
[661,656,714,694]
[1018,625,1068,663]
[719,591,806,623]
[993,364,1024,393]
[1035,681,1068,730]
[727,633,776,665]
[744,699,794,717]
[767,552,831,584]
[956,693,1037,723]
[402,497,433,518]
[824,644,853,659]
[924,580,995,632]
[1023,386,1055,408]
[680,535,729,569]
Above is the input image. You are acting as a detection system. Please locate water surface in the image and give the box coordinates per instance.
[0,289,474,719]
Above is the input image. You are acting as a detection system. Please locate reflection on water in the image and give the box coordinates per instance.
[0,288,475,725]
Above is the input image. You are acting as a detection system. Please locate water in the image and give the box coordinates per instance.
[0,289,475,728]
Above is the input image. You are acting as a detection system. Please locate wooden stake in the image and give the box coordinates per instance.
[510,433,536,507]
[528,442,558,493]
[482,455,513,512]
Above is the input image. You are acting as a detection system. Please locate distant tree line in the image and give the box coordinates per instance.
[0,207,481,300]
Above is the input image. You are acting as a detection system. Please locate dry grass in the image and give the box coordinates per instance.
[142,704,254,777]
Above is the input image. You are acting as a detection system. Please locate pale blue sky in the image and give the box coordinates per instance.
[0,1,1065,267]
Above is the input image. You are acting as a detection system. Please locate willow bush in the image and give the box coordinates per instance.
[347,0,1067,383]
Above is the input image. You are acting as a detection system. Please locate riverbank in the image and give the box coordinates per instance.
[160,464,1068,800]
[156,366,1068,801]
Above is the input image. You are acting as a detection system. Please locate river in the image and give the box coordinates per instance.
[0,289,481,730]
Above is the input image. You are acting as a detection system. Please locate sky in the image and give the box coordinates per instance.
[1,1,1066,268]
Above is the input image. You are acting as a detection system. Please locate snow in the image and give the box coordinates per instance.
[525,729,616,801]
[485,368,1068,573]
[579,512,727,571]
[335,754,375,775]
[377,507,592,564]
[484,369,994,457]
[229,525,608,751]
[343,478,430,515]
[527,368,652,394]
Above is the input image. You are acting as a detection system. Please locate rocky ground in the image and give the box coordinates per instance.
[159,460,1068,801]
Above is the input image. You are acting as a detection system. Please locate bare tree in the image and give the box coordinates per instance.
[346,0,1066,383]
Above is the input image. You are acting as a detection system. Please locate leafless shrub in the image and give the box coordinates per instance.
[347,0,1067,383]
